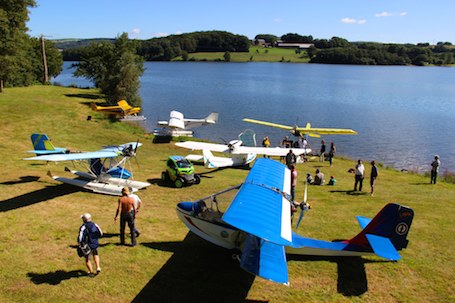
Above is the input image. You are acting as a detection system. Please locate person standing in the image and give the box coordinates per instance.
[129,188,143,238]
[78,213,103,277]
[262,136,270,158]
[328,142,336,167]
[430,155,441,184]
[290,164,297,201]
[114,187,137,246]
[354,160,365,191]
[285,149,296,169]
[370,161,379,196]
[319,140,326,162]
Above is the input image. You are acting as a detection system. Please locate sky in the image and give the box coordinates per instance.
[27,0,455,44]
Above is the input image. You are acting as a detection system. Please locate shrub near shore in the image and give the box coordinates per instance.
[0,86,454,302]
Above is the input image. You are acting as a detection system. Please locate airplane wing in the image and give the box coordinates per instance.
[243,118,293,131]
[223,158,293,246]
[243,118,357,135]
[240,234,289,285]
[175,141,229,153]
[24,142,140,161]
[296,125,357,135]
[234,146,310,157]
[24,151,119,162]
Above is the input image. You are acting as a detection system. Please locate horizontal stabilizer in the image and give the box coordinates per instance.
[365,234,401,261]
[240,235,289,285]
[185,154,204,162]
[356,216,372,229]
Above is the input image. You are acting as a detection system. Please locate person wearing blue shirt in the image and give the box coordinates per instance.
[78,213,103,277]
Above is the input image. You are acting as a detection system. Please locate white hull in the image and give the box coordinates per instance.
[68,169,151,189]
[176,206,240,249]
[153,128,193,137]
[52,176,125,195]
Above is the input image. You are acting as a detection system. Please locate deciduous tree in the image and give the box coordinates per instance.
[73,33,144,106]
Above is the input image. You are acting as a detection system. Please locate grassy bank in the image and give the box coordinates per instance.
[0,86,454,302]
[175,46,310,63]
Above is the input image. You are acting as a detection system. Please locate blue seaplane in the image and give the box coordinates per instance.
[28,133,69,156]
[24,140,150,196]
[176,158,414,285]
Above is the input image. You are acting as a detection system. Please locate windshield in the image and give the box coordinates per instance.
[176,159,192,168]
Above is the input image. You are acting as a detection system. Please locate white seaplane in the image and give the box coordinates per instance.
[175,130,311,169]
[24,141,150,196]
[243,118,358,138]
[176,158,414,285]
[153,111,219,137]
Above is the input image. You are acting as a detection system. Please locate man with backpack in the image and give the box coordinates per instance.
[78,213,103,277]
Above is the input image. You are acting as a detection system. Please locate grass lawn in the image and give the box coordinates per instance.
[0,86,453,302]
[174,46,310,63]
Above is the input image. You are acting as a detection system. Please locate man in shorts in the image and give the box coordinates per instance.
[78,213,103,277]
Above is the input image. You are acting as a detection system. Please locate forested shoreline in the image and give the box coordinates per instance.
[59,31,455,66]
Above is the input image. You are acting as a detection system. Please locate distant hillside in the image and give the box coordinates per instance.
[53,38,115,50]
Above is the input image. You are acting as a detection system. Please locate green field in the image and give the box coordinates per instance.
[0,86,454,302]
[175,46,310,63]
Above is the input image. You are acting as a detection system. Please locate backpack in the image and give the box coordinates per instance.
[77,224,92,257]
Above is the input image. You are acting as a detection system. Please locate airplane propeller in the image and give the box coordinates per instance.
[296,181,310,229]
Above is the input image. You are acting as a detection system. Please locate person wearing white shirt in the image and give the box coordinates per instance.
[129,189,143,238]
[354,160,365,191]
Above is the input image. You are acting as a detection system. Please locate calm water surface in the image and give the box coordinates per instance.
[55,62,455,172]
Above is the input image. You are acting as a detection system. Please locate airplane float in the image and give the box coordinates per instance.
[175,130,312,169]
[176,158,414,285]
[153,111,218,137]
[28,133,69,156]
[24,141,150,196]
[243,118,358,138]
[91,100,146,121]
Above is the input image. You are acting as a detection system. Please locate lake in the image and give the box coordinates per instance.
[54,61,455,173]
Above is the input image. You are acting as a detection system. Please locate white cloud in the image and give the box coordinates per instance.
[130,28,141,37]
[341,18,367,25]
[375,11,407,17]
[273,18,282,23]
[154,32,169,38]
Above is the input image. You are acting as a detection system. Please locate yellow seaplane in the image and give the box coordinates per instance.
[91,100,145,121]
[243,118,358,138]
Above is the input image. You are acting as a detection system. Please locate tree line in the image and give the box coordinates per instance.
[256,33,455,66]
[0,0,63,88]
[62,31,250,62]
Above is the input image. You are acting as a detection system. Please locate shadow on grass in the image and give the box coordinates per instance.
[65,93,103,100]
[329,190,369,196]
[135,233,260,303]
[0,176,40,185]
[0,184,80,212]
[27,269,88,285]
[287,255,373,296]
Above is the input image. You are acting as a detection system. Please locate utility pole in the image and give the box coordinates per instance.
[41,34,48,84]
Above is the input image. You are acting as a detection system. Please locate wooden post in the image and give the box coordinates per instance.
[0,80,3,93]
[41,34,48,84]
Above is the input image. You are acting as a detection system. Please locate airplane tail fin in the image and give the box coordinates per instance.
[348,203,414,258]
[202,149,216,168]
[205,112,219,124]
[31,134,55,151]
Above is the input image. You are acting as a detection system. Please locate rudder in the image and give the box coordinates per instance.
[348,203,414,251]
